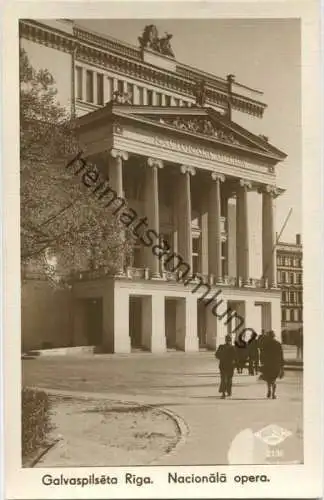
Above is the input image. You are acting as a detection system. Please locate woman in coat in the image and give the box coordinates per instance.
[260,331,284,399]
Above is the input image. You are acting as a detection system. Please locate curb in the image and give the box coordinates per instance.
[28,386,189,466]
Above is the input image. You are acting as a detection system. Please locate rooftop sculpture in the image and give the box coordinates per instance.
[138,25,175,58]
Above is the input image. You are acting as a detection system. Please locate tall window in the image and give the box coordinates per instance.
[290,272,294,284]
[156,92,162,106]
[76,66,83,100]
[174,98,180,106]
[117,80,124,94]
[290,291,295,303]
[86,70,94,103]
[147,89,153,106]
[165,95,171,106]
[127,83,133,103]
[97,73,104,105]
[282,309,286,321]
[138,87,144,105]
[192,237,200,275]
[290,309,294,321]
[298,291,303,303]
[298,309,303,321]
[282,291,288,303]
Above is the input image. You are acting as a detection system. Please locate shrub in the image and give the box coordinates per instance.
[22,387,52,459]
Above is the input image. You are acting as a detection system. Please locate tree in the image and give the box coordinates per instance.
[20,48,131,285]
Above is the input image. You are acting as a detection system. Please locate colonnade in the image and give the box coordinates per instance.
[108,148,278,288]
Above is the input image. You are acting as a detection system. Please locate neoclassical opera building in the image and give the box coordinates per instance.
[20,19,287,353]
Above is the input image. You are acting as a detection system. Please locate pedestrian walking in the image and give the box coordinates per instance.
[259,330,284,399]
[235,343,247,374]
[215,334,237,399]
[248,335,259,375]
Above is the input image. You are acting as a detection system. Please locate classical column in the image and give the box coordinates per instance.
[262,185,278,288]
[236,179,252,285]
[145,158,163,278]
[178,165,195,272]
[208,172,225,282]
[109,149,128,275]
[133,85,140,105]
[222,193,230,276]
[143,88,148,105]
[109,148,127,197]
[106,76,112,103]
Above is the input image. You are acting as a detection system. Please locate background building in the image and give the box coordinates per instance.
[277,233,303,343]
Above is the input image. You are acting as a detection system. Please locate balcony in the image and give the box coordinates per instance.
[71,266,272,290]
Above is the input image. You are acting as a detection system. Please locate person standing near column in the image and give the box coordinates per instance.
[215,334,237,399]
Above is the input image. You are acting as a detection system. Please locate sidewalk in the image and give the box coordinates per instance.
[34,372,303,466]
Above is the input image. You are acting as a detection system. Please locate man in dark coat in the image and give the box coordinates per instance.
[215,334,237,399]
[248,335,259,375]
[260,330,284,399]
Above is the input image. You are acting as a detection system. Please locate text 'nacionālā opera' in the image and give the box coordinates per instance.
[20,19,287,353]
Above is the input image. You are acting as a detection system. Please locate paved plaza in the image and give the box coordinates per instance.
[22,352,303,465]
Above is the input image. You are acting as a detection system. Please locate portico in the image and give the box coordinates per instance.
[71,102,286,353]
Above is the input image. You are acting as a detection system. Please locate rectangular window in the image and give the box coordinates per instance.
[174,98,180,106]
[290,309,294,321]
[165,95,171,106]
[290,272,294,284]
[282,291,287,303]
[156,92,162,106]
[138,87,144,105]
[290,291,295,303]
[117,80,124,94]
[192,237,200,254]
[97,73,104,105]
[298,309,303,322]
[290,257,294,266]
[282,309,286,321]
[183,101,189,107]
[147,89,153,106]
[76,66,83,100]
[86,70,94,103]
[298,291,302,303]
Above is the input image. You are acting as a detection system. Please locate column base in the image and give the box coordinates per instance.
[151,273,162,280]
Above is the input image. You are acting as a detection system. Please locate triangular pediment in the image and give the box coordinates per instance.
[110,104,287,161]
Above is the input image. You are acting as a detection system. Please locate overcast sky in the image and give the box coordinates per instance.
[77,18,301,243]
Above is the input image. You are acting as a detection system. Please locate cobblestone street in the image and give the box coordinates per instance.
[23,352,303,465]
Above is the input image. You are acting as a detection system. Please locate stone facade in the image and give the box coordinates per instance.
[20,19,287,352]
[277,234,303,339]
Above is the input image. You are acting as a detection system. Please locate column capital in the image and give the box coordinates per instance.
[110,148,128,161]
[147,157,164,169]
[211,172,225,182]
[239,178,252,190]
[258,184,283,198]
[180,165,196,176]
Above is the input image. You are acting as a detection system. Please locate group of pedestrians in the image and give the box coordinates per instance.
[215,330,284,400]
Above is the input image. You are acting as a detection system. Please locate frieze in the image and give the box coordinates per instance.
[154,136,270,171]
[158,116,243,146]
